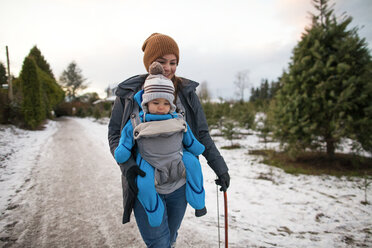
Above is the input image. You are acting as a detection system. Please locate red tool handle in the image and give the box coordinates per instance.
[224,191,228,248]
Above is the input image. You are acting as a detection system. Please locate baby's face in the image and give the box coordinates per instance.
[147,98,171,115]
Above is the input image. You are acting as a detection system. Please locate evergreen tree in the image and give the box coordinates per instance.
[250,88,256,101]
[274,0,372,157]
[230,101,255,129]
[257,115,271,149]
[250,78,280,102]
[220,119,236,147]
[28,46,64,117]
[28,46,55,79]
[259,79,269,100]
[20,57,45,129]
[38,68,65,117]
[269,80,280,99]
[59,61,87,100]
[0,62,7,86]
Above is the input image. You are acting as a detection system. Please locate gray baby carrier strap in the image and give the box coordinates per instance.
[130,102,187,186]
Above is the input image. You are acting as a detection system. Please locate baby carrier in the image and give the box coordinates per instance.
[130,102,205,227]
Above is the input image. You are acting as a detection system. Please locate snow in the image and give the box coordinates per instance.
[181,135,372,247]
[0,117,371,247]
[0,121,59,213]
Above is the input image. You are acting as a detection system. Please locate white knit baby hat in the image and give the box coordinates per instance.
[141,62,176,113]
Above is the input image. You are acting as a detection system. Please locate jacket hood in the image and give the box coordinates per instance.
[179,77,199,93]
[115,74,147,98]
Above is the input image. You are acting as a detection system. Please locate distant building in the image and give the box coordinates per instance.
[93,83,118,105]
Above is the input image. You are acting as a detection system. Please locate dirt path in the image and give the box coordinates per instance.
[1,117,144,247]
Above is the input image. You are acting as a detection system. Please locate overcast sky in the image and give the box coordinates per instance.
[1,0,371,99]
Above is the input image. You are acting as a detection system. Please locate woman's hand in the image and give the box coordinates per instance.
[215,172,230,192]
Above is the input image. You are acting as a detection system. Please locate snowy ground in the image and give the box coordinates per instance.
[0,121,59,213]
[0,117,371,247]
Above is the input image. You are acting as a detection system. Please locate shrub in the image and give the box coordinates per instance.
[19,57,45,129]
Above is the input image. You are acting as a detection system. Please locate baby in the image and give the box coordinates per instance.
[114,62,206,227]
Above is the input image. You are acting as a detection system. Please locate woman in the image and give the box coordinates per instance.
[108,33,230,248]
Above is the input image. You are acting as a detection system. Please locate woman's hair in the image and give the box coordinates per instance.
[172,76,183,102]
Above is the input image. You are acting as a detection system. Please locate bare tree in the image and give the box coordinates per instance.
[105,86,111,98]
[234,70,250,102]
[197,80,211,102]
[59,61,88,100]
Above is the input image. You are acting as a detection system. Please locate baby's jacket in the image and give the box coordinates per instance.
[114,90,205,190]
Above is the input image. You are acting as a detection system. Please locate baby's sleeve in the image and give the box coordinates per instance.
[183,122,205,156]
[114,121,135,163]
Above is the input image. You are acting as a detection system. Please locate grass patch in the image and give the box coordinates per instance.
[249,149,372,177]
[221,143,242,150]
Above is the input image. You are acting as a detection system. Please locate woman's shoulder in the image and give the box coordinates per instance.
[115,74,148,97]
[178,77,203,110]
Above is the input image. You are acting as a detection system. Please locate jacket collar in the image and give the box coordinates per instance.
[115,74,147,98]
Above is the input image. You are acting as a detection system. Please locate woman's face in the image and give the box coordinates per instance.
[156,54,177,79]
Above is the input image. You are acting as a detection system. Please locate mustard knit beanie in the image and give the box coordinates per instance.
[142,33,179,72]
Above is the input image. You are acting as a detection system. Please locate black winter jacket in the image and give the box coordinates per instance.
[108,74,228,224]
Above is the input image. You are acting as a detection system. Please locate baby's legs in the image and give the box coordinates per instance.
[182,151,206,215]
[136,157,165,227]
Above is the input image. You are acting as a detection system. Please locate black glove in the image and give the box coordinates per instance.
[215,172,230,192]
[126,166,146,195]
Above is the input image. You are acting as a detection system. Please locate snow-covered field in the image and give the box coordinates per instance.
[0,117,371,247]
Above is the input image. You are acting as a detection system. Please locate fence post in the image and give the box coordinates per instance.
[6,46,13,102]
